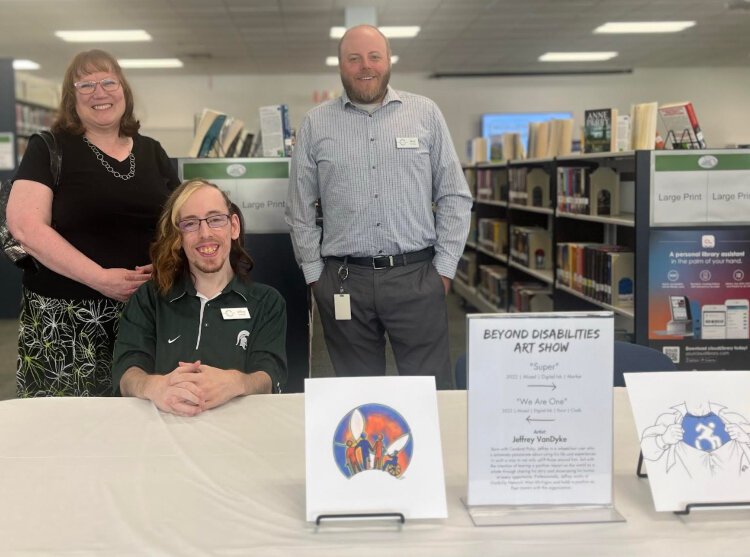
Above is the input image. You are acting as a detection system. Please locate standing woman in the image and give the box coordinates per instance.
[7,50,180,397]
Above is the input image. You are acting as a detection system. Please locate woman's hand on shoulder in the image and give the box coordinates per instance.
[92,266,151,302]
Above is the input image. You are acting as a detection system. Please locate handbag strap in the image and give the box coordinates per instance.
[32,130,62,191]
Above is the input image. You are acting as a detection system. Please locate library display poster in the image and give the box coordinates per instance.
[304,377,447,522]
[625,371,750,512]
[648,229,750,369]
[178,158,289,234]
[466,312,622,525]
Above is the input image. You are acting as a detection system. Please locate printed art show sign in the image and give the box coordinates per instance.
[465,312,622,525]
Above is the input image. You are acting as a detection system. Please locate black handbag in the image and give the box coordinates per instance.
[0,131,61,268]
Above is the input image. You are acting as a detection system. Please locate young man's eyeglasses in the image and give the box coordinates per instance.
[177,214,231,233]
[73,78,121,95]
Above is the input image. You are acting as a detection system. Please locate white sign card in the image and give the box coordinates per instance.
[625,371,750,512]
[305,377,447,521]
[467,312,615,507]
[178,159,290,233]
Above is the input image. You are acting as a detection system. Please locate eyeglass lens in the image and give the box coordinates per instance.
[75,79,120,94]
[179,214,230,232]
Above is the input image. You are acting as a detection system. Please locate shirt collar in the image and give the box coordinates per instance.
[168,272,249,303]
[340,85,401,110]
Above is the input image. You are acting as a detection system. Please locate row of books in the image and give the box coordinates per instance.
[473,119,576,163]
[512,282,553,313]
[477,218,507,255]
[188,104,293,159]
[476,168,508,202]
[527,119,574,159]
[509,226,552,271]
[467,100,707,164]
[478,265,508,308]
[16,102,55,136]
[556,166,620,216]
[456,252,478,286]
[464,168,477,198]
[489,133,525,162]
[467,213,478,246]
[583,101,707,154]
[508,168,551,208]
[556,243,634,307]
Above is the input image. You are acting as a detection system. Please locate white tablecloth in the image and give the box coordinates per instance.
[0,390,747,556]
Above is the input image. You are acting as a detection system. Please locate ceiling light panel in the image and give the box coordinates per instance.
[594,21,695,34]
[326,55,399,66]
[118,59,183,69]
[329,26,420,39]
[55,30,152,42]
[13,59,40,70]
[539,52,619,62]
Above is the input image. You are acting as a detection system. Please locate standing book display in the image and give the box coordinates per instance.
[464,311,624,526]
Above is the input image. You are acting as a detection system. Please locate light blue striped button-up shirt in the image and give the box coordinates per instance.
[285,87,472,284]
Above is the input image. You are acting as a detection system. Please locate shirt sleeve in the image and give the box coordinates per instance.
[14,134,54,189]
[111,283,158,395]
[428,103,473,279]
[285,115,325,284]
[245,286,288,393]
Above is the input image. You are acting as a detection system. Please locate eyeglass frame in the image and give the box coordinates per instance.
[73,78,121,95]
[177,213,232,233]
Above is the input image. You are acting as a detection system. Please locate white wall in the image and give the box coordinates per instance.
[129,67,750,158]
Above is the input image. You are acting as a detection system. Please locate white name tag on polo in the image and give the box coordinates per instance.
[221,307,251,320]
[396,137,419,149]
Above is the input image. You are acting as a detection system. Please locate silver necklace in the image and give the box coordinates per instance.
[83,136,135,180]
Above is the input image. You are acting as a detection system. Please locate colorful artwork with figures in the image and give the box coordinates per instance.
[333,404,413,479]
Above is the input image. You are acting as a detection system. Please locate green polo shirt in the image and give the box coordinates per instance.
[112,274,287,394]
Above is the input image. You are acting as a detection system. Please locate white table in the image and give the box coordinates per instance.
[0,390,748,556]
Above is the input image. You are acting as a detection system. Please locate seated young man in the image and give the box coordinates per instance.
[112,179,287,416]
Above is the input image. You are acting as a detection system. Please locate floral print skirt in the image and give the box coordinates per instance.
[16,288,124,397]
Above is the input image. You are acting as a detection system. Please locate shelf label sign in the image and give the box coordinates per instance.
[178,158,290,234]
[0,132,14,170]
[466,312,614,507]
[651,151,750,226]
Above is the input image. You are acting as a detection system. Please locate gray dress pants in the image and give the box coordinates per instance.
[312,258,454,390]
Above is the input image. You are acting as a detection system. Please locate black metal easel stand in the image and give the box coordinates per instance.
[664,129,702,150]
[316,512,405,526]
[636,451,647,478]
[674,502,750,516]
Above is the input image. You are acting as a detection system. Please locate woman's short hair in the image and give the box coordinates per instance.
[52,49,140,137]
[150,179,254,295]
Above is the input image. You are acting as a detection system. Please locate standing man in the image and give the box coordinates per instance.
[113,179,287,416]
[285,25,471,389]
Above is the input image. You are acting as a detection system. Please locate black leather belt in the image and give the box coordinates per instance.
[329,247,434,269]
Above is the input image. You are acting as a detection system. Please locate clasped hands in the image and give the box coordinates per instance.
[148,360,243,417]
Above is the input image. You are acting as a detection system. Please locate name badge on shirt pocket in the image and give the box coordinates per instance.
[396,137,419,149]
[221,307,251,320]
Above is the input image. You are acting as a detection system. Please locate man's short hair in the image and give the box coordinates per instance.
[337,24,392,60]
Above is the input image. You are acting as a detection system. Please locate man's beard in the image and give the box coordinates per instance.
[341,68,391,104]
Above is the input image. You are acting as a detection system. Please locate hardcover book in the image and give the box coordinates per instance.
[584,108,618,153]
[630,102,658,150]
[188,108,227,158]
[658,101,707,149]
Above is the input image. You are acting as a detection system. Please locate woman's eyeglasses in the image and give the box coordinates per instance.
[73,78,121,95]
[177,214,231,233]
